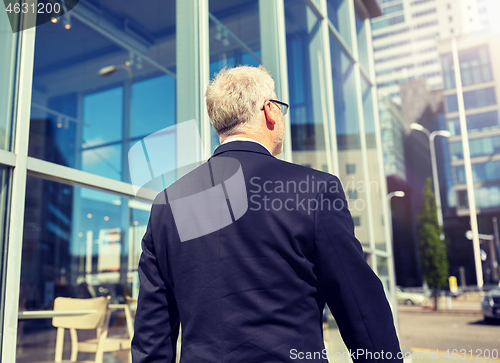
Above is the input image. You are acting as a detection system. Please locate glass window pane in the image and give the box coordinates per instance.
[450,141,463,160]
[361,76,386,252]
[132,75,176,139]
[0,165,10,333]
[330,37,370,247]
[209,0,261,153]
[445,94,458,113]
[447,117,460,135]
[458,45,493,87]
[376,256,391,295]
[0,10,17,151]
[466,111,499,133]
[473,185,500,209]
[356,11,370,75]
[463,87,496,110]
[441,53,456,90]
[383,3,404,15]
[29,0,177,182]
[17,177,151,362]
[286,0,329,171]
[371,14,405,31]
[454,160,500,184]
[327,0,352,51]
[330,38,359,149]
[456,185,500,210]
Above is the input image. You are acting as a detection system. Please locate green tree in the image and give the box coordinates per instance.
[417,177,449,309]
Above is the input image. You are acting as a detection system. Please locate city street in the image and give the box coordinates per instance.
[399,310,500,360]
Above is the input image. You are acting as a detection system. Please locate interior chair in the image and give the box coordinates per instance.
[52,296,131,363]
[124,296,136,338]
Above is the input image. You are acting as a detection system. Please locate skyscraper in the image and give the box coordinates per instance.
[372,0,481,103]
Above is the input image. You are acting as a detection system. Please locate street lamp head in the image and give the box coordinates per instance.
[409,123,424,131]
[98,65,118,77]
[393,191,405,198]
[437,130,452,138]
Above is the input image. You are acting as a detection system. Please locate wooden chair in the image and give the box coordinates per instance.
[52,296,131,363]
[124,296,137,338]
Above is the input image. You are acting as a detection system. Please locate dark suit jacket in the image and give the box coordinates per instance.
[132,141,402,363]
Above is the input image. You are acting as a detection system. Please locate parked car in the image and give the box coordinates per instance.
[481,287,500,323]
[396,287,429,306]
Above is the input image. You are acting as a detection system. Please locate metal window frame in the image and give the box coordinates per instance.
[259,0,292,162]
[1,5,37,361]
[364,12,400,327]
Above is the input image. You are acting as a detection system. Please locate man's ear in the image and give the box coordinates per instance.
[263,101,277,126]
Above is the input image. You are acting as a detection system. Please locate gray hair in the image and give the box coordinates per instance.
[205,65,276,137]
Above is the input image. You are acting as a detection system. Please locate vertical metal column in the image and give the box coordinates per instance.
[1,3,37,362]
[176,0,210,166]
[451,37,483,288]
[346,0,377,270]
[317,0,340,176]
[259,0,292,162]
[363,12,399,328]
[120,80,132,288]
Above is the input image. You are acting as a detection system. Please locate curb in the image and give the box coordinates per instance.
[398,308,482,315]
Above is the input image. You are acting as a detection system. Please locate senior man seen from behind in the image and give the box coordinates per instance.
[131,65,402,363]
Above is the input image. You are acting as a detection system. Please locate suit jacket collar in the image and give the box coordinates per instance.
[212,140,274,158]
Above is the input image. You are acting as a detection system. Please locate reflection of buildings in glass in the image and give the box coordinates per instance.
[286,0,328,167]
[98,228,121,272]
[379,96,407,181]
[29,0,177,182]
[389,79,447,287]
[371,0,483,103]
[438,34,500,285]
[4,0,400,361]
[208,0,261,152]
[23,120,74,309]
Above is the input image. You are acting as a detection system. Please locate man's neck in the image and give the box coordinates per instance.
[221,135,272,155]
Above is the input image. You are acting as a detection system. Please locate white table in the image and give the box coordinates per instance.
[18,304,134,339]
[18,310,98,319]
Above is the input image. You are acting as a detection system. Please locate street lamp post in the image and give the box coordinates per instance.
[387,191,405,251]
[409,124,451,230]
[386,190,405,331]
[451,37,483,288]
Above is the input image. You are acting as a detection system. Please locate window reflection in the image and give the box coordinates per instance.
[286,0,329,171]
[29,0,177,182]
[377,256,391,295]
[454,160,500,184]
[361,75,386,252]
[208,0,261,153]
[447,111,500,136]
[441,45,493,89]
[451,135,500,160]
[17,176,150,362]
[0,10,16,151]
[0,165,10,330]
[356,11,370,75]
[327,0,352,50]
[82,87,123,179]
[330,36,370,247]
[331,38,360,150]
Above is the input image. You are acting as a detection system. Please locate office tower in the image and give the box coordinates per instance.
[372,0,481,103]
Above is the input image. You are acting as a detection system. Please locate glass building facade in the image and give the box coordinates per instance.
[440,35,500,212]
[0,0,395,361]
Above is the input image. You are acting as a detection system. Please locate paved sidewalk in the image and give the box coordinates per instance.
[398,296,483,315]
